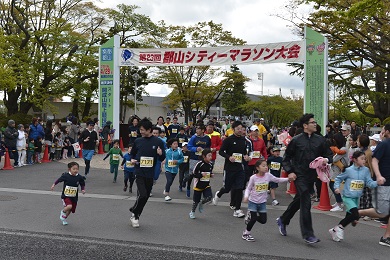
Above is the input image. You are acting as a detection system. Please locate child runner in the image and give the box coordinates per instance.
[178,142,190,192]
[103,139,123,183]
[163,138,184,201]
[189,148,214,219]
[50,162,85,225]
[267,146,283,206]
[329,151,378,242]
[176,127,189,148]
[242,159,289,241]
[121,144,135,193]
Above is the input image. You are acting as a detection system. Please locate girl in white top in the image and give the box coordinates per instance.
[242,159,289,241]
[17,124,27,167]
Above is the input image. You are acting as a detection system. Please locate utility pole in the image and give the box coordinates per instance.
[257,73,264,96]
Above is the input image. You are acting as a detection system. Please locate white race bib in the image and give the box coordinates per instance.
[250,151,260,159]
[172,128,178,134]
[140,156,154,167]
[179,138,184,143]
[125,161,135,168]
[131,131,137,137]
[183,156,189,163]
[112,154,120,161]
[195,148,203,156]
[350,180,364,191]
[270,162,281,171]
[200,172,211,181]
[232,153,242,163]
[255,182,268,193]
[168,160,177,167]
[64,186,77,197]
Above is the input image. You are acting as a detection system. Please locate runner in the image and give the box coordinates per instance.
[79,121,99,178]
[129,118,166,228]
[276,113,333,244]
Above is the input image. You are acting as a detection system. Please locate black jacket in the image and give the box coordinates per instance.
[219,134,248,172]
[282,132,333,182]
[4,126,18,148]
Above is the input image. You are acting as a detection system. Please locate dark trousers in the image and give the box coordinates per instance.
[130,175,154,219]
[280,177,315,239]
[218,170,245,210]
[165,172,176,193]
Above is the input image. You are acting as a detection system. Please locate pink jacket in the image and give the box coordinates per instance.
[309,157,330,182]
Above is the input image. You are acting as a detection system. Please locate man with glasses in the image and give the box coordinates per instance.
[276,113,333,244]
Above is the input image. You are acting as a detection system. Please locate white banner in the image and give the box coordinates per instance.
[72,142,81,152]
[119,41,304,67]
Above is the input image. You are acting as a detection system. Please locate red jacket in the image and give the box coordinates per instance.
[248,137,268,165]
[206,131,222,161]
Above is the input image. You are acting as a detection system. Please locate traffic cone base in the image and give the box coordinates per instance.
[41,144,51,163]
[98,140,104,154]
[120,137,125,151]
[2,149,14,170]
[313,181,332,211]
[79,143,83,158]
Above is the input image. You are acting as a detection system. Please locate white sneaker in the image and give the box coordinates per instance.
[330,205,343,212]
[329,228,340,242]
[331,202,338,207]
[163,190,167,196]
[212,191,220,206]
[362,216,371,221]
[335,225,344,240]
[164,195,172,201]
[233,209,245,218]
[272,199,279,206]
[130,214,139,228]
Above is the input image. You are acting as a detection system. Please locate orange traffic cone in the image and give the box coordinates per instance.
[286,180,297,195]
[79,143,83,157]
[120,137,125,151]
[41,144,51,163]
[2,148,14,170]
[313,181,332,211]
[98,140,104,154]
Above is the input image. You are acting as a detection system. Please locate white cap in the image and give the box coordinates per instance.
[249,125,259,131]
[369,134,381,142]
[260,118,264,121]
[182,142,188,146]
[340,125,351,131]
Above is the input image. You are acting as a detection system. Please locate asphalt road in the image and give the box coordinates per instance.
[0,155,389,259]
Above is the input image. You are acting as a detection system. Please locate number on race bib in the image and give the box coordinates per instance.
[140,157,154,167]
[183,156,189,163]
[168,160,177,167]
[200,172,211,181]
[232,153,242,163]
[125,161,135,168]
[270,162,281,170]
[113,154,120,161]
[64,186,77,197]
[350,180,364,191]
[255,182,268,193]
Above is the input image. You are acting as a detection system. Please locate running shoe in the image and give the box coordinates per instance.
[276,217,287,236]
[189,211,196,219]
[329,228,340,242]
[304,236,320,244]
[186,189,190,198]
[272,199,279,206]
[62,220,68,226]
[233,209,245,218]
[123,185,128,192]
[130,214,139,228]
[164,195,172,201]
[163,190,167,196]
[335,226,344,240]
[242,233,255,242]
[212,191,220,205]
[178,186,183,192]
[330,205,343,212]
[59,210,66,221]
[379,237,390,247]
[129,187,132,193]
[198,203,204,213]
[229,205,236,210]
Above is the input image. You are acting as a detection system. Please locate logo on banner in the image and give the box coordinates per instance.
[121,49,134,65]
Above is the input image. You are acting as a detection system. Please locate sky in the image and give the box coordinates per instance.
[95,0,312,98]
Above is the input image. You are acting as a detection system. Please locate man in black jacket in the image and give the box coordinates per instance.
[4,120,19,167]
[79,121,99,177]
[276,113,333,244]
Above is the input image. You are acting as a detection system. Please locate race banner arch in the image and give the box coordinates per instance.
[99,26,327,138]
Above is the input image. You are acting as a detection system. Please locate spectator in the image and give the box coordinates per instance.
[4,119,19,167]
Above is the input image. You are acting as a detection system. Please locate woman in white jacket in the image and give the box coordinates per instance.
[17,124,27,167]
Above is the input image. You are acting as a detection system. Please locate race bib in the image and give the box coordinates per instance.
[350,180,364,191]
[195,148,203,156]
[255,182,268,193]
[270,162,281,171]
[140,156,154,167]
[183,156,189,163]
[232,153,242,163]
[112,154,120,161]
[200,172,211,181]
[250,151,260,159]
[179,138,184,144]
[125,161,135,168]
[64,186,77,197]
[168,160,177,167]
[131,131,137,137]
[172,128,178,134]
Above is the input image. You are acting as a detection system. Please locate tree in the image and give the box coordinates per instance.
[220,66,250,117]
[294,0,390,122]
[143,21,246,124]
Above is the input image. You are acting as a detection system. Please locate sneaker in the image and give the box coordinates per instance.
[272,199,279,206]
[276,217,287,236]
[198,203,204,213]
[242,233,255,242]
[304,236,320,244]
[212,191,220,206]
[130,214,139,228]
[59,210,66,221]
[233,209,245,218]
[379,237,390,247]
[330,205,343,212]
[329,228,341,242]
[62,220,68,226]
[334,225,344,240]
[123,185,128,192]
[178,186,183,192]
[189,211,196,219]
[244,211,251,225]
[163,190,167,196]
[113,180,116,183]
[229,205,236,210]
[186,189,190,198]
[164,195,172,201]
[362,216,371,221]
[129,187,133,193]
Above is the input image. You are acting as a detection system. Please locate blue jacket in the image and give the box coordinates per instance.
[164,148,184,174]
[187,134,211,160]
[334,164,377,198]
[29,123,45,141]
